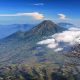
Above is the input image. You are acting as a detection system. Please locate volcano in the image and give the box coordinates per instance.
[4,20,66,41]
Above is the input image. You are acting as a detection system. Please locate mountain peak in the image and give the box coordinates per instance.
[41,20,55,24]
[37,20,57,28]
[25,20,66,39]
[32,20,59,31]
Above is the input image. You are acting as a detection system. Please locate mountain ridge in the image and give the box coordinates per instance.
[3,20,66,41]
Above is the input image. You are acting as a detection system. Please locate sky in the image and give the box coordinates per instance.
[0,0,79,26]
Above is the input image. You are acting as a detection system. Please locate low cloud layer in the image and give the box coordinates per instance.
[37,27,80,52]
[0,12,44,20]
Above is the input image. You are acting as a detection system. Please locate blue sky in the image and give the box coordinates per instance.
[0,0,79,25]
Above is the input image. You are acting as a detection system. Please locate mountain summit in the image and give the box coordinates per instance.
[29,20,65,36]
[23,20,66,41]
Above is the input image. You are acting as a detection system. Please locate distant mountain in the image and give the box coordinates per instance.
[58,22,75,28]
[0,24,34,39]
[0,20,66,65]
[15,24,35,31]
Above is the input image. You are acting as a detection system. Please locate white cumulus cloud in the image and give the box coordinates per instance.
[0,12,44,20]
[58,13,67,20]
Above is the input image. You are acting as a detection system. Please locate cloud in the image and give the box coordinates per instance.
[58,13,67,20]
[0,12,44,20]
[37,27,80,52]
[33,3,44,6]
[54,48,63,52]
